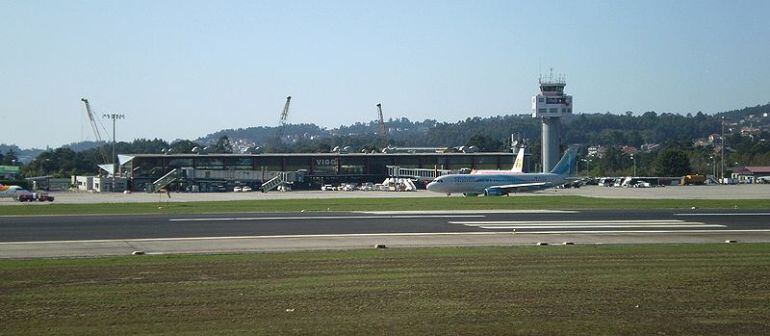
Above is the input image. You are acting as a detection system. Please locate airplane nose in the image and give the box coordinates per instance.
[427,181,439,192]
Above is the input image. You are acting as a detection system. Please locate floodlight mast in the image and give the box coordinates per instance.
[103,113,125,173]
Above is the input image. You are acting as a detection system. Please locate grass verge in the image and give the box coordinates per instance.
[1,244,769,335]
[1,195,769,216]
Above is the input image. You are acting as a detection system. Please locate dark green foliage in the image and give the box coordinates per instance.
[655,148,693,176]
[213,136,234,154]
[1,149,19,165]
[168,140,200,154]
[13,102,770,178]
[23,139,170,177]
[466,134,505,152]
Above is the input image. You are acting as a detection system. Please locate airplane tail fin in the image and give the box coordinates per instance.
[550,147,577,176]
[511,147,525,173]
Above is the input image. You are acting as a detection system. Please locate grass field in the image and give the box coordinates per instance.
[1,244,768,335]
[1,196,769,216]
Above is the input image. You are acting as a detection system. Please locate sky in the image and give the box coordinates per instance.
[1,0,769,149]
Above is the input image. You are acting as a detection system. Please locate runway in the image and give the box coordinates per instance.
[1,209,769,258]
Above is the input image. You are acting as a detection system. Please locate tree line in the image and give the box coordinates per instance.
[15,102,770,178]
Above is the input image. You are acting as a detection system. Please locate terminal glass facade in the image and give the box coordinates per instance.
[123,152,516,191]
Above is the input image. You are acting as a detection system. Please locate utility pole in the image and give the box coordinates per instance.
[721,116,726,183]
[630,154,636,177]
[103,113,125,174]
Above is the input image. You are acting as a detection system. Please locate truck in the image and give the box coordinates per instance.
[681,174,706,185]
[18,191,55,202]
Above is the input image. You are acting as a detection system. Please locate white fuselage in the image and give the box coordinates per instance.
[426,172,566,195]
[0,186,31,199]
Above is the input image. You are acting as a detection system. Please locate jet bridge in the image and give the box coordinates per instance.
[387,166,454,182]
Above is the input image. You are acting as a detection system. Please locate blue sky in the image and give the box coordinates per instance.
[2,0,769,148]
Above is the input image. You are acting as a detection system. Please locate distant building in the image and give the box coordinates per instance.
[0,165,20,180]
[731,166,770,183]
[621,146,639,155]
[740,126,761,137]
[120,152,517,192]
[641,143,661,152]
[693,139,710,148]
[587,145,606,158]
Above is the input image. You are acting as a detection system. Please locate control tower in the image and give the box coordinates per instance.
[532,72,572,172]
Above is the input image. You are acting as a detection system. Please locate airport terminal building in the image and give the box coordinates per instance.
[120,152,518,192]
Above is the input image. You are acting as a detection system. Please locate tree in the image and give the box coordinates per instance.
[213,136,234,154]
[466,134,504,152]
[654,149,692,176]
[170,140,200,154]
[2,149,19,165]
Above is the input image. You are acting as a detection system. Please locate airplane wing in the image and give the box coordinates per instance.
[487,182,551,193]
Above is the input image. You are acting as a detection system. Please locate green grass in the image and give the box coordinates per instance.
[2,196,769,216]
[1,244,769,335]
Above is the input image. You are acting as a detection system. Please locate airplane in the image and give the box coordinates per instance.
[472,147,526,174]
[0,184,32,200]
[426,147,577,196]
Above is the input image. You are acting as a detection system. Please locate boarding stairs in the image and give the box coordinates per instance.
[149,168,179,193]
[260,172,287,192]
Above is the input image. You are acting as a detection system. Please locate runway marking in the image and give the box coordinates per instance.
[169,215,485,222]
[469,225,724,229]
[449,220,722,230]
[511,229,770,234]
[452,220,696,225]
[675,213,770,216]
[0,232,507,245]
[361,210,578,215]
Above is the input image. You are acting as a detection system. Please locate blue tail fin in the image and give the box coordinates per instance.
[550,147,577,176]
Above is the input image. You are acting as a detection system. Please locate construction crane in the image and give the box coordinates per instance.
[276,96,291,140]
[376,103,388,148]
[80,98,111,164]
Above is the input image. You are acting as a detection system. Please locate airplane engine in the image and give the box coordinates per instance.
[484,188,506,196]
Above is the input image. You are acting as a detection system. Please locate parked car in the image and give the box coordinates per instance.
[233,186,242,192]
[241,186,252,192]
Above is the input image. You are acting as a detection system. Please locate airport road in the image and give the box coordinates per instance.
[1,209,770,258]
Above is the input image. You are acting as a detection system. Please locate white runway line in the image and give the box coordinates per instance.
[169,214,486,222]
[476,225,724,229]
[675,213,770,216]
[452,220,695,225]
[512,229,770,234]
[450,220,723,230]
[361,210,578,214]
[0,232,507,245]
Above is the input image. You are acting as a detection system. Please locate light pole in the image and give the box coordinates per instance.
[721,116,725,183]
[581,158,590,177]
[630,154,636,177]
[103,113,125,174]
[709,155,716,179]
